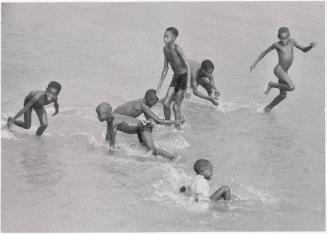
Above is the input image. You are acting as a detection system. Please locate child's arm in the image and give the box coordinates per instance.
[191,75,219,105]
[7,94,41,126]
[106,122,118,152]
[208,74,220,96]
[293,40,316,52]
[141,104,184,125]
[157,48,169,95]
[52,99,59,116]
[176,45,191,98]
[250,44,276,71]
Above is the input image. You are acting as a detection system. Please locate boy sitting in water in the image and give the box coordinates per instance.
[114,89,184,126]
[250,27,316,112]
[180,159,231,202]
[96,102,176,160]
[157,27,191,129]
[189,59,220,106]
[6,81,61,136]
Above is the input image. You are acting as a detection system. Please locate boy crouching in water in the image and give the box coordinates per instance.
[6,81,61,136]
[96,102,177,160]
[180,159,231,202]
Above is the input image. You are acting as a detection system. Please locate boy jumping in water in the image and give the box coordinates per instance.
[6,81,61,136]
[96,102,176,160]
[189,59,220,106]
[250,27,316,112]
[180,159,231,202]
[114,89,184,126]
[157,27,191,129]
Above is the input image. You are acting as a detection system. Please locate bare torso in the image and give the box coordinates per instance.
[275,40,295,71]
[113,99,144,118]
[164,44,187,75]
[25,91,52,108]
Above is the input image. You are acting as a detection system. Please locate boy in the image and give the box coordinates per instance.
[189,59,220,106]
[114,89,184,126]
[250,27,316,112]
[96,102,176,160]
[180,159,231,202]
[157,27,191,129]
[6,81,61,136]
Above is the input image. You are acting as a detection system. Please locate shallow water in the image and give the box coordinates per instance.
[1,2,325,232]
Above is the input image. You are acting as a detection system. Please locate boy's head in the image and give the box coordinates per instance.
[278,27,290,44]
[144,89,159,107]
[96,102,113,122]
[194,159,213,180]
[46,81,61,102]
[164,27,178,45]
[200,60,215,76]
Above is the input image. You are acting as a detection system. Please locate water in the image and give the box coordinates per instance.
[1,2,325,232]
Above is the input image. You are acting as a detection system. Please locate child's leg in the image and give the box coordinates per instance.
[35,106,48,136]
[266,66,295,94]
[172,90,184,128]
[264,86,287,112]
[210,185,231,201]
[140,130,175,160]
[14,108,32,129]
[163,87,176,120]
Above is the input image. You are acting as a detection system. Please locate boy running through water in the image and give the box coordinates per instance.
[157,27,191,129]
[250,27,316,112]
[189,59,220,106]
[96,102,176,160]
[6,81,61,136]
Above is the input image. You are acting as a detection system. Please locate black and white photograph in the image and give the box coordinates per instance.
[1,1,325,232]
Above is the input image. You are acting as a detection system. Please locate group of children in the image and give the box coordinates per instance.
[5,26,316,203]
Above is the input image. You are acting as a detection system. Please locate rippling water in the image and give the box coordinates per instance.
[1,2,325,232]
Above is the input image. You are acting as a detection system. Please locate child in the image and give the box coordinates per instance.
[156,27,191,129]
[6,81,61,136]
[250,27,316,112]
[96,102,177,160]
[189,59,220,106]
[180,159,231,202]
[114,89,184,126]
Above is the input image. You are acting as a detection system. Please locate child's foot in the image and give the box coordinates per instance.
[264,82,272,95]
[264,106,272,112]
[6,117,13,128]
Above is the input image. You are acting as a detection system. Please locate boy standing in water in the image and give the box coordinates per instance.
[96,102,176,160]
[250,27,316,112]
[180,159,231,202]
[6,81,61,136]
[157,27,191,129]
[189,59,220,106]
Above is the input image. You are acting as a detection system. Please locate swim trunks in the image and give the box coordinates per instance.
[169,73,188,92]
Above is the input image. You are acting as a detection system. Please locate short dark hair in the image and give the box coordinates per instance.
[278,27,290,39]
[47,81,62,93]
[193,159,212,175]
[144,89,157,99]
[201,60,214,71]
[166,27,179,37]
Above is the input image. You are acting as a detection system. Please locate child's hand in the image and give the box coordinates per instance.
[184,87,192,99]
[310,42,317,48]
[250,64,256,72]
[210,97,219,106]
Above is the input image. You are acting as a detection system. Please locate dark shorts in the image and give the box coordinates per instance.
[169,73,187,92]
[136,121,153,143]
